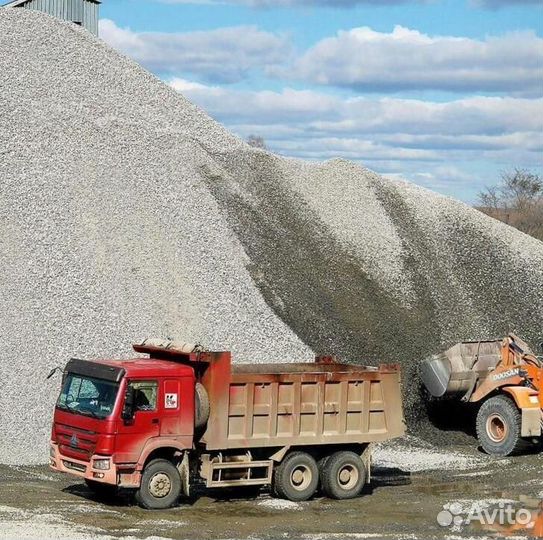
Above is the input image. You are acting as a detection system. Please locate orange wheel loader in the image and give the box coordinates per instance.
[421,334,543,456]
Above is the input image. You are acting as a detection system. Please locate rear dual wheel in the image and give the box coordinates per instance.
[272,450,366,502]
[272,452,319,501]
[320,451,366,500]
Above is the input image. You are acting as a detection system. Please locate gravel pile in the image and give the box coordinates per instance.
[1,10,543,463]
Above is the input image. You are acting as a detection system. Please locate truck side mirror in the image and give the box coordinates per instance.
[121,386,135,421]
[46,366,63,380]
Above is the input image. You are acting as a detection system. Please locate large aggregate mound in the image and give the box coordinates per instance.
[1,10,542,463]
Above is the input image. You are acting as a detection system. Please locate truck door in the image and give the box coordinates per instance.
[115,379,160,463]
[159,378,194,437]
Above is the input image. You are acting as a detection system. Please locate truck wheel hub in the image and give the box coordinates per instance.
[148,473,172,498]
[338,464,358,489]
[487,414,507,442]
[291,466,311,490]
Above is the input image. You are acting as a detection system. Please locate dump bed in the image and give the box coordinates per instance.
[200,353,405,450]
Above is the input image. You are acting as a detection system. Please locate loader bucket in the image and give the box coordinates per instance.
[420,356,451,398]
[420,340,502,400]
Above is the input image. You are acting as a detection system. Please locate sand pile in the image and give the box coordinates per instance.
[1,10,542,463]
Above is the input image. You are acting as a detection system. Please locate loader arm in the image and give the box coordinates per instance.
[469,335,541,403]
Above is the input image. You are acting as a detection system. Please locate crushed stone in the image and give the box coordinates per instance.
[1,9,542,463]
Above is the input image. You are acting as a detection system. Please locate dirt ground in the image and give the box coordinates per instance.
[0,438,541,540]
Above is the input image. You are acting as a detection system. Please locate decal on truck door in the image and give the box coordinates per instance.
[165,393,178,409]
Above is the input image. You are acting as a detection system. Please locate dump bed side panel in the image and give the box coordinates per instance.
[201,355,404,450]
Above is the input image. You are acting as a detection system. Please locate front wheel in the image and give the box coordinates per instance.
[476,395,529,456]
[135,458,182,509]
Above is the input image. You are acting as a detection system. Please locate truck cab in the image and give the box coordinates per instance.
[50,356,195,490]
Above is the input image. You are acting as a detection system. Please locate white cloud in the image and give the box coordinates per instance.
[99,19,290,83]
[167,78,543,197]
[170,78,543,137]
[100,21,543,94]
[281,25,543,94]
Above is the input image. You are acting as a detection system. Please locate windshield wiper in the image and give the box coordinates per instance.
[77,409,101,419]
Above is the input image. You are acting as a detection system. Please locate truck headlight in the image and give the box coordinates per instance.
[93,458,111,470]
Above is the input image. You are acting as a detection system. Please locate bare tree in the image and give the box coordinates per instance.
[477,168,543,241]
[247,135,267,150]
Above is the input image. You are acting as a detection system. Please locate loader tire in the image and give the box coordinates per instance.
[320,451,366,500]
[272,451,319,502]
[195,382,210,429]
[135,459,181,509]
[476,395,529,456]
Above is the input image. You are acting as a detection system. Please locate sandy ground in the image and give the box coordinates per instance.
[0,439,541,540]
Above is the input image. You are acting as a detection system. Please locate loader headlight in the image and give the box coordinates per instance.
[93,458,111,470]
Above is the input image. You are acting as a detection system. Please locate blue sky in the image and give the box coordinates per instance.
[99,0,543,202]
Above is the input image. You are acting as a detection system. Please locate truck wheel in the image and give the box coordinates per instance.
[272,452,319,502]
[476,395,528,456]
[195,382,210,430]
[320,451,366,499]
[135,459,182,509]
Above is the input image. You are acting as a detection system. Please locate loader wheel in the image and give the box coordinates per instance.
[320,451,366,500]
[476,395,529,456]
[272,452,319,502]
[135,459,181,509]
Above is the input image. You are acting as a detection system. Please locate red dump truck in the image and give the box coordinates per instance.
[49,339,404,509]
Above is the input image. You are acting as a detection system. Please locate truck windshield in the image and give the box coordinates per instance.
[57,373,119,419]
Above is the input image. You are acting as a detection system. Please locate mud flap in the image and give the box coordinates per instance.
[177,451,191,497]
[521,408,541,438]
[361,443,372,484]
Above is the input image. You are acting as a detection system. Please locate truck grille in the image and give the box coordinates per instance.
[63,460,86,472]
[55,423,98,462]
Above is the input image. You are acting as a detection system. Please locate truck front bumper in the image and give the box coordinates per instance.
[49,443,118,485]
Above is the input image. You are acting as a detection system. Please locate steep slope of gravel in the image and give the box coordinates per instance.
[0,11,312,463]
[1,10,542,463]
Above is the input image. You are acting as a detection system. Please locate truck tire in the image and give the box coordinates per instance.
[195,382,210,430]
[135,459,182,509]
[272,451,319,502]
[320,451,366,499]
[476,395,529,456]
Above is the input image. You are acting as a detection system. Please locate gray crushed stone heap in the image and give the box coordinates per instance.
[1,10,542,463]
